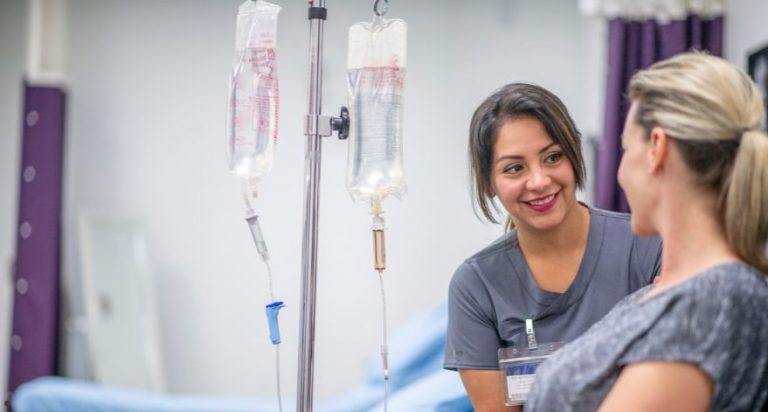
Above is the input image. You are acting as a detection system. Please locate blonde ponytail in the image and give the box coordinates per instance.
[724,129,768,273]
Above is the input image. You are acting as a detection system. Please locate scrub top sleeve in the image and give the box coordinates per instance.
[444,261,501,370]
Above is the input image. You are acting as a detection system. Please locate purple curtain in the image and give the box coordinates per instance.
[6,84,66,405]
[595,15,723,212]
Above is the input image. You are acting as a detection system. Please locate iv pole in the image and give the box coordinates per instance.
[297,0,323,406]
[298,1,348,410]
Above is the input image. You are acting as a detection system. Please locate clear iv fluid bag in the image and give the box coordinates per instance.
[226,0,281,179]
[346,18,408,203]
[347,67,406,201]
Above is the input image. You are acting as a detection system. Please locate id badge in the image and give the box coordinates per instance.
[497,319,564,406]
[498,342,564,405]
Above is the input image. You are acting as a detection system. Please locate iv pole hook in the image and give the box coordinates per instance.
[374,0,389,16]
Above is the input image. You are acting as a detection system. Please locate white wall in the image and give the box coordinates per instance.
[725,0,768,67]
[0,0,28,401]
[4,0,761,405]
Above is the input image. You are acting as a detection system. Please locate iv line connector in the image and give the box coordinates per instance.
[245,211,270,262]
[372,215,386,273]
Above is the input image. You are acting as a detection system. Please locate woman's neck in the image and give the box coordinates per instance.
[516,202,591,257]
[651,192,740,296]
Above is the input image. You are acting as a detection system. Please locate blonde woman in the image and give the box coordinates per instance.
[528,53,768,411]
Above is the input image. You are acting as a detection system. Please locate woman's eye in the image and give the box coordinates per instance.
[545,152,563,163]
[504,164,523,174]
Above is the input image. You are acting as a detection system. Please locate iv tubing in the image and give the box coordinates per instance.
[264,259,276,316]
[252,229,284,412]
[378,271,389,412]
[242,181,283,412]
[265,261,282,412]
[275,345,283,412]
[371,199,389,410]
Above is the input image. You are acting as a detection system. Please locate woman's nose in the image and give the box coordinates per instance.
[526,168,551,191]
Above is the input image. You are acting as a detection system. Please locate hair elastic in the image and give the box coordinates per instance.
[736,128,749,143]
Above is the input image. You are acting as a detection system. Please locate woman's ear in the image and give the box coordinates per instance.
[648,127,669,174]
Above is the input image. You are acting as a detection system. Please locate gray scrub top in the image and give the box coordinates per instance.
[444,207,662,370]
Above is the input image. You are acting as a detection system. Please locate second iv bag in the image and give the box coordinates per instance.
[226,0,281,179]
[346,17,408,203]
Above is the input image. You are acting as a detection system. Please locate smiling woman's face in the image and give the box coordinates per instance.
[490,116,578,233]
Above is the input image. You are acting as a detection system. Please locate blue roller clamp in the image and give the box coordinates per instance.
[265,301,285,344]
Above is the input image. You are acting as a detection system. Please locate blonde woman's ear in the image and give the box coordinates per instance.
[648,127,669,174]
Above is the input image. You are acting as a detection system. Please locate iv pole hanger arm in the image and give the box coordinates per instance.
[304,107,349,140]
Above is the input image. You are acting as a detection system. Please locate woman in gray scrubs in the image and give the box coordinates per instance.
[527,53,768,411]
[443,83,662,411]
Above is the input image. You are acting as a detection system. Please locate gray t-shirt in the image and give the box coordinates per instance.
[527,262,768,411]
[444,207,662,370]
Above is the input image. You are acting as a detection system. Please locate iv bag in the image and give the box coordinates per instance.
[345,17,407,203]
[226,0,281,179]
